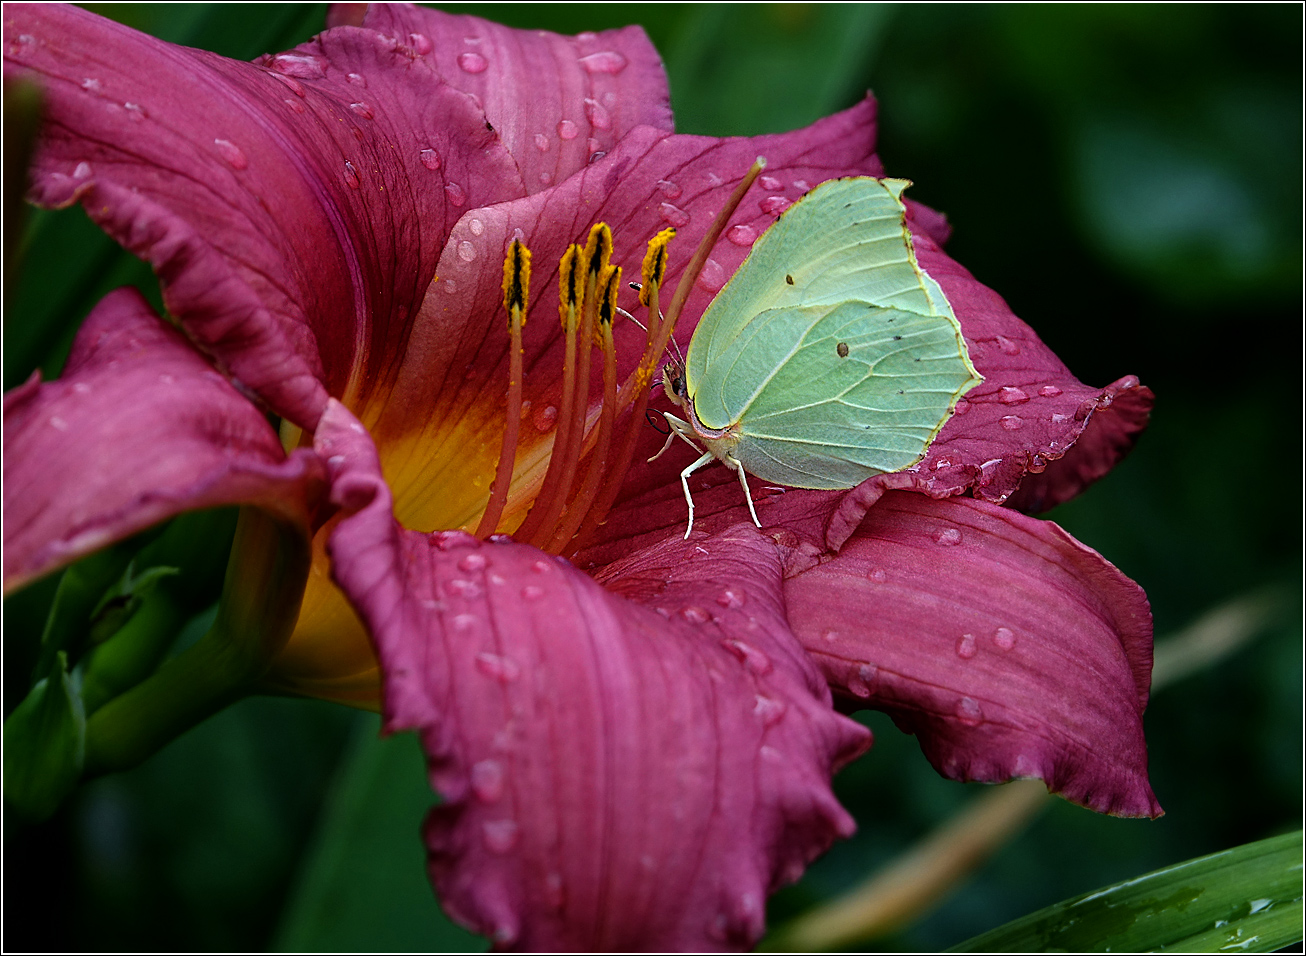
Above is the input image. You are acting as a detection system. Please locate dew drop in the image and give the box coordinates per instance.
[72,382,91,395]
[1038,384,1063,397]
[601,91,617,108]
[723,639,771,674]
[49,416,69,431]
[531,559,552,574]
[538,171,553,185]
[726,223,758,246]
[792,178,811,192]
[753,695,787,727]
[533,132,550,152]
[346,71,367,86]
[342,161,360,188]
[452,612,478,631]
[858,663,878,688]
[72,162,92,180]
[445,181,466,206]
[576,31,598,42]
[419,147,442,171]
[1051,412,1071,423]
[466,218,485,238]
[1027,455,1047,474]
[586,137,603,155]
[953,397,971,415]
[715,588,745,609]
[123,102,147,121]
[705,171,724,187]
[995,335,1020,355]
[998,386,1029,405]
[557,119,579,140]
[470,758,505,802]
[442,278,458,294]
[577,50,629,74]
[457,51,488,73]
[476,652,521,682]
[867,567,887,583]
[956,696,983,726]
[935,527,962,546]
[210,138,248,170]
[656,178,683,200]
[532,404,558,432]
[446,578,483,599]
[697,258,726,292]
[847,676,871,698]
[80,77,102,93]
[680,606,710,624]
[482,819,520,853]
[659,202,691,227]
[759,174,783,191]
[759,195,792,216]
[271,52,325,78]
[1000,415,1024,430]
[521,585,545,601]
[457,240,477,262]
[270,72,306,96]
[285,98,305,113]
[458,553,487,572]
[955,633,977,659]
[582,97,612,129]
[348,101,373,119]
[409,32,434,54]
[993,626,1016,650]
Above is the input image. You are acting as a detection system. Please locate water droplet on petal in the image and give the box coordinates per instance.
[457,240,477,262]
[847,675,871,698]
[956,633,977,659]
[271,52,325,78]
[998,386,1029,404]
[348,101,373,119]
[470,758,505,803]
[586,137,603,156]
[531,559,552,574]
[723,639,771,674]
[285,97,306,113]
[705,171,724,188]
[445,181,466,206]
[49,416,69,431]
[409,32,433,55]
[656,178,682,199]
[556,119,579,140]
[123,102,147,121]
[935,527,962,546]
[482,819,519,853]
[80,77,102,93]
[792,178,811,192]
[72,162,92,180]
[538,171,553,185]
[602,91,617,108]
[72,382,91,395]
[1038,384,1063,397]
[753,695,787,727]
[953,397,971,415]
[867,567,887,583]
[270,72,306,97]
[1000,415,1024,430]
[342,161,360,188]
[446,578,482,599]
[759,175,783,191]
[1027,454,1047,474]
[442,278,458,294]
[419,147,442,170]
[476,652,521,682]
[760,195,792,216]
[659,202,690,227]
[521,585,544,601]
[457,51,487,73]
[996,335,1020,355]
[993,627,1016,650]
[681,606,710,624]
[533,132,550,152]
[697,258,726,292]
[727,223,758,246]
[583,97,612,130]
[458,553,487,572]
[452,612,478,631]
[716,589,745,609]
[211,138,248,170]
[465,218,485,238]
[956,696,983,726]
[533,404,558,432]
[1051,412,1071,423]
[346,72,366,86]
[578,50,628,74]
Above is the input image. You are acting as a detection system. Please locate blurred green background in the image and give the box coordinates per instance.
[4,4,1301,951]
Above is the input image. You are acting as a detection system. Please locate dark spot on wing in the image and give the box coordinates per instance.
[785,274,794,285]
[837,342,850,358]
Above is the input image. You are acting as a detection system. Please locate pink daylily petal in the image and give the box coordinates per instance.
[316,400,869,950]
[2,288,326,591]
[4,4,525,427]
[786,490,1161,818]
[357,4,674,192]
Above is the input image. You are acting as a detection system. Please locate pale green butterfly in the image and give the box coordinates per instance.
[654,177,982,538]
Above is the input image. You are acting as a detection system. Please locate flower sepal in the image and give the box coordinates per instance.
[3,650,85,822]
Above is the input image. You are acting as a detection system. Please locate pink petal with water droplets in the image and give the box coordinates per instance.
[316,402,868,950]
[5,4,524,428]
[358,5,672,195]
[786,491,1161,819]
[2,289,326,591]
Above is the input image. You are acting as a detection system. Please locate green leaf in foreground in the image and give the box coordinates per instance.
[950,831,1303,953]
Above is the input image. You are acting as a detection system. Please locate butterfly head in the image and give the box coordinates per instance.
[661,360,688,408]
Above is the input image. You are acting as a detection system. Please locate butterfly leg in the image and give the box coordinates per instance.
[679,451,717,539]
[725,454,762,529]
[648,413,700,463]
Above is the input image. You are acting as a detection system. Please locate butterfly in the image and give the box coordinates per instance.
[653,177,981,538]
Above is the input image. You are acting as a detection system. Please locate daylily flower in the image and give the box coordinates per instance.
[4,3,1160,950]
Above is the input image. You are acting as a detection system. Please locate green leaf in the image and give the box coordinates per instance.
[950,831,1304,953]
[3,650,86,821]
[273,714,487,952]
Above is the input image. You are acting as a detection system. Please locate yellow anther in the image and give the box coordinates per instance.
[597,265,622,329]
[583,222,613,280]
[501,238,531,324]
[558,244,582,329]
[640,227,675,307]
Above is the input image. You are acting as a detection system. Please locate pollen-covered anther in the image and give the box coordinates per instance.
[597,265,622,333]
[582,221,613,281]
[501,237,531,321]
[640,227,675,307]
[557,243,583,328]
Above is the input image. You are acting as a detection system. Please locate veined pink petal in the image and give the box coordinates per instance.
[316,400,869,950]
[786,490,1161,819]
[357,4,674,193]
[4,4,524,427]
[2,288,326,591]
